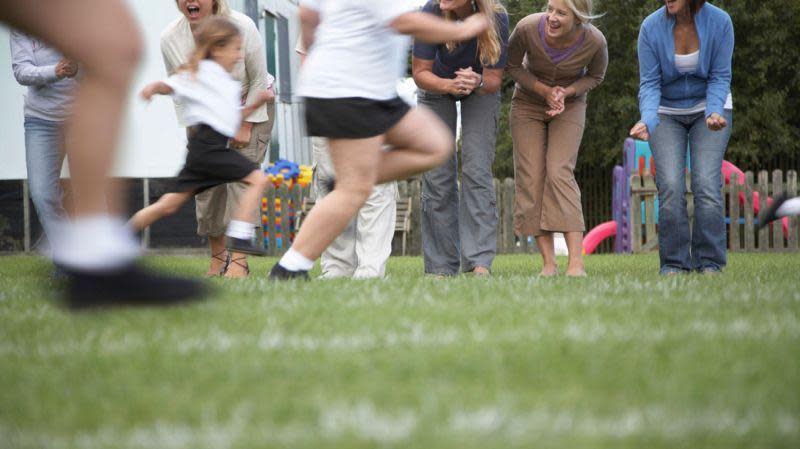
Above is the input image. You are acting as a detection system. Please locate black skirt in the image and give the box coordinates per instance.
[173,124,258,194]
[304,96,411,139]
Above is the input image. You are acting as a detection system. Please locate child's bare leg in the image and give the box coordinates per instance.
[289,136,382,260]
[224,170,271,277]
[129,192,193,231]
[375,107,454,184]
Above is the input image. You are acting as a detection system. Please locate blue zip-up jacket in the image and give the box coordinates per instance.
[637,3,734,134]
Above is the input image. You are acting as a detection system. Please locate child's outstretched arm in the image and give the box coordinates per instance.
[140,81,173,101]
[390,11,491,44]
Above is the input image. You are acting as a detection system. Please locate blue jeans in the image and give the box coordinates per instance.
[649,111,733,274]
[24,116,67,243]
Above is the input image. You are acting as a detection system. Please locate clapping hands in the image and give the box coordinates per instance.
[449,67,482,97]
[546,86,566,117]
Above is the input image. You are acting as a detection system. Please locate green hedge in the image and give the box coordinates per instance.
[493,0,800,178]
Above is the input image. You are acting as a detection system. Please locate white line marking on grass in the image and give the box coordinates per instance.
[2,315,798,358]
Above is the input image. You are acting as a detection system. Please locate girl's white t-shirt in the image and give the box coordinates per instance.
[164,60,242,137]
[297,0,417,100]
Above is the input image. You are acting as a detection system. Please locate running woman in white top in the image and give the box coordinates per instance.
[129,17,272,258]
[0,0,206,309]
[269,0,491,279]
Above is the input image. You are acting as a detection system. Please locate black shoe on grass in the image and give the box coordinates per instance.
[64,264,207,310]
[226,236,266,256]
[268,263,309,280]
[757,193,788,230]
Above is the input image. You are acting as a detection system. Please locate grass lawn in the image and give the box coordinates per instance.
[0,253,798,449]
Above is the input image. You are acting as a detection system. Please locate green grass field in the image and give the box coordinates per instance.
[1,253,798,449]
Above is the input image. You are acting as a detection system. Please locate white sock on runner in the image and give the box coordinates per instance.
[278,247,314,271]
[51,215,140,272]
[226,220,255,240]
[776,197,800,217]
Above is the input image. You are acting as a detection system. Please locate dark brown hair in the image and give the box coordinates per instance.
[666,0,706,17]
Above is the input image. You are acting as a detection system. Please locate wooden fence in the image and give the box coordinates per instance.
[262,170,798,257]
[629,170,799,253]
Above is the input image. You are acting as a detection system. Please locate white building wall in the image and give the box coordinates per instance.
[0,0,311,182]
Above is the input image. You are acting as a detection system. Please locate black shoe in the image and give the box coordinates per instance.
[268,263,309,280]
[757,193,788,230]
[64,264,208,310]
[226,236,266,256]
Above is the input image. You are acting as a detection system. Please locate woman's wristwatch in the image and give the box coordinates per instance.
[477,74,485,92]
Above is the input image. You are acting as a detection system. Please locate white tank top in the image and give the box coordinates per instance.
[659,50,733,115]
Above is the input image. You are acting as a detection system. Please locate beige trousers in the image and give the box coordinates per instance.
[194,103,275,237]
[311,137,397,279]
[510,99,586,237]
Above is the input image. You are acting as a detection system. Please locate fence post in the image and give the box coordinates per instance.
[502,178,515,254]
[494,178,502,253]
[788,171,798,251]
[630,174,642,253]
[772,170,785,252]
[758,171,770,252]
[729,173,740,251]
[744,172,755,251]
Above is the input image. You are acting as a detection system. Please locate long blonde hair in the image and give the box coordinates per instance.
[179,16,241,74]
[437,0,507,67]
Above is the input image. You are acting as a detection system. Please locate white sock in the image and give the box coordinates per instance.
[51,214,140,272]
[777,197,800,217]
[278,247,314,271]
[226,220,255,240]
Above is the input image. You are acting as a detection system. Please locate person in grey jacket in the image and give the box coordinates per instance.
[10,31,77,247]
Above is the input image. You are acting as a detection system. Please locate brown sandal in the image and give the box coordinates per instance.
[206,250,229,277]
[224,256,250,279]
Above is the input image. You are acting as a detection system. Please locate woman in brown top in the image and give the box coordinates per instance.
[508,0,607,277]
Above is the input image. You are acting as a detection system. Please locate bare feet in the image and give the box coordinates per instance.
[472,266,491,277]
[224,254,249,279]
[206,250,228,277]
[566,261,586,277]
[539,264,558,277]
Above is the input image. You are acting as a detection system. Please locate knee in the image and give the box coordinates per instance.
[339,181,374,207]
[429,128,455,167]
[158,199,181,216]
[545,163,574,186]
[83,34,143,87]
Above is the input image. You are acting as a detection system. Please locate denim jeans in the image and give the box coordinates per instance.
[24,116,68,244]
[418,89,500,275]
[649,110,732,274]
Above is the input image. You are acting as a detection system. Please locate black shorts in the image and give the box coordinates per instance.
[304,96,411,139]
[173,124,258,194]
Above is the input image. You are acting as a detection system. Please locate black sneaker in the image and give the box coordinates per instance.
[757,193,788,230]
[64,264,207,310]
[226,236,266,256]
[268,263,309,280]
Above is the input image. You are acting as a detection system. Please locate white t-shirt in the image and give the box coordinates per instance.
[659,50,733,115]
[297,0,417,100]
[164,60,242,137]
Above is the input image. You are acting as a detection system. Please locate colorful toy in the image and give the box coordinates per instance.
[261,159,312,250]
[582,138,790,255]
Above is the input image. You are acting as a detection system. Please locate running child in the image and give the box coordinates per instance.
[268,0,491,279]
[129,16,271,258]
[1,0,206,309]
[758,194,800,229]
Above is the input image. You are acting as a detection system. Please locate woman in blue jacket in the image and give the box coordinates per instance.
[630,0,734,275]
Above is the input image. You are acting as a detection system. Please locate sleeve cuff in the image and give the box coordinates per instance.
[45,65,59,82]
[643,115,659,135]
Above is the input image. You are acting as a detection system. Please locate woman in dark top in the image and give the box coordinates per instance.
[412,0,510,277]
